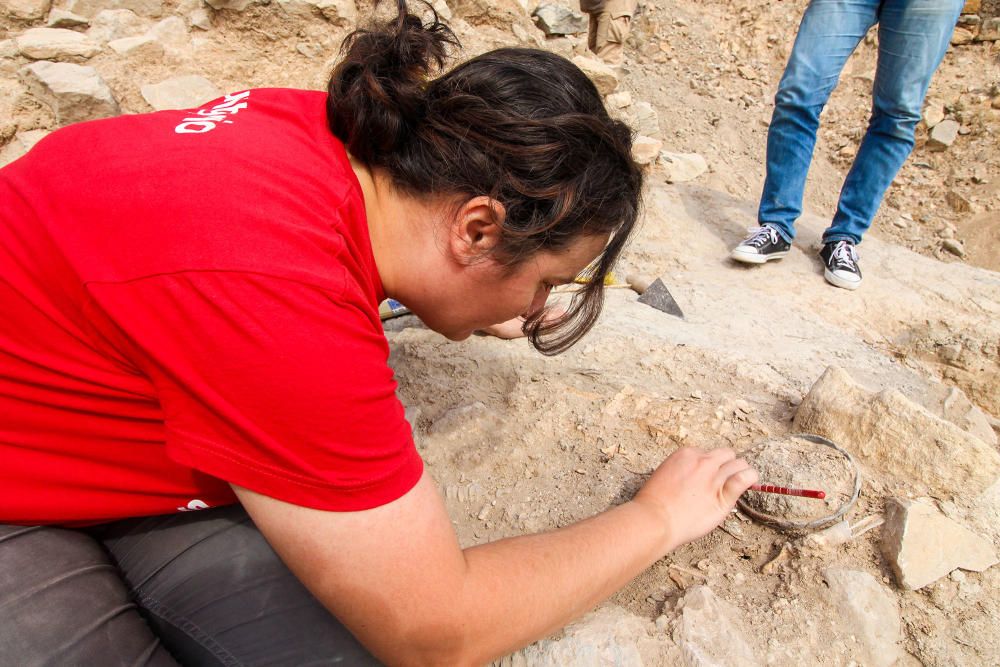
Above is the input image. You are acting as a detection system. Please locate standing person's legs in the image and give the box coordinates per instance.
[758,0,880,243]
[592,0,636,65]
[823,0,963,244]
[0,524,179,666]
[89,504,383,666]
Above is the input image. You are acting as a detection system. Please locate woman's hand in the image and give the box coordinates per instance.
[477,316,529,339]
[632,447,758,552]
[477,306,567,340]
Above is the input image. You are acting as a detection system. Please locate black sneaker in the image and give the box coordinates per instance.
[731,225,791,264]
[820,240,862,290]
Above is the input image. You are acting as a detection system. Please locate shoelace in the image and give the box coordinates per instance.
[831,240,859,270]
[744,226,779,248]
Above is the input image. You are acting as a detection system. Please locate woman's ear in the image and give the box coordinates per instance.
[448,196,506,264]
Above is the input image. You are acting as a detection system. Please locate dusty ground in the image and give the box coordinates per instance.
[2,0,999,664]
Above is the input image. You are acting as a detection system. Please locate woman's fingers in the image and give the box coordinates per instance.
[706,447,736,463]
[721,466,759,506]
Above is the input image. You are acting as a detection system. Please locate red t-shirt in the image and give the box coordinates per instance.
[0,88,423,525]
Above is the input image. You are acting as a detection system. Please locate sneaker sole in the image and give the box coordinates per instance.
[731,249,789,264]
[824,268,861,290]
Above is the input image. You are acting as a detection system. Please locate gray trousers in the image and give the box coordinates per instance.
[0,505,382,666]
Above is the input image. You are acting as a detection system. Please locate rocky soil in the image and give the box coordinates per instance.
[2,0,998,665]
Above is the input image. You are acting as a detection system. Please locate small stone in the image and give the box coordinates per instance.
[942,238,966,257]
[46,8,90,27]
[922,101,945,128]
[107,34,163,57]
[275,0,356,24]
[16,28,102,62]
[150,16,189,49]
[571,55,618,95]
[882,498,998,590]
[961,0,980,13]
[0,129,49,168]
[295,41,321,58]
[511,22,528,42]
[532,3,587,36]
[87,9,149,42]
[951,26,975,45]
[892,216,909,229]
[62,0,163,18]
[1,0,52,20]
[927,119,959,151]
[604,90,632,109]
[628,101,660,138]
[838,143,857,158]
[978,17,999,41]
[140,74,220,111]
[204,0,254,11]
[945,189,971,213]
[659,151,708,183]
[632,135,662,165]
[20,60,119,125]
[189,6,212,30]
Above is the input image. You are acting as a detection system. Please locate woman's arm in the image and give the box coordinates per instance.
[233,446,756,666]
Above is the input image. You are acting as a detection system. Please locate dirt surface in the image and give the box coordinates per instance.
[2,0,999,664]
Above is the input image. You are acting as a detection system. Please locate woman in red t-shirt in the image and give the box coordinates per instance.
[0,1,756,664]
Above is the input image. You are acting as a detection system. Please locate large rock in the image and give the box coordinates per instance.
[823,568,903,667]
[140,74,220,111]
[2,0,52,20]
[532,3,587,36]
[571,54,618,95]
[20,60,119,125]
[881,498,998,590]
[61,0,163,18]
[792,366,1000,498]
[671,586,759,667]
[659,151,707,183]
[927,119,959,151]
[16,28,102,62]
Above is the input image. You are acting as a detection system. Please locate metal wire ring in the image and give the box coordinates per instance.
[736,433,862,533]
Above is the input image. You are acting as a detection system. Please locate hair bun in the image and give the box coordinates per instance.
[327,0,457,167]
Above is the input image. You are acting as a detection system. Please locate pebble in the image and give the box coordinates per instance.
[942,239,966,257]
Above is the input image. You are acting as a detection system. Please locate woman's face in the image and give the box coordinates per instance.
[418,233,610,341]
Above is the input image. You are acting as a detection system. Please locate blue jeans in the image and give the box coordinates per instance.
[758,0,963,245]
